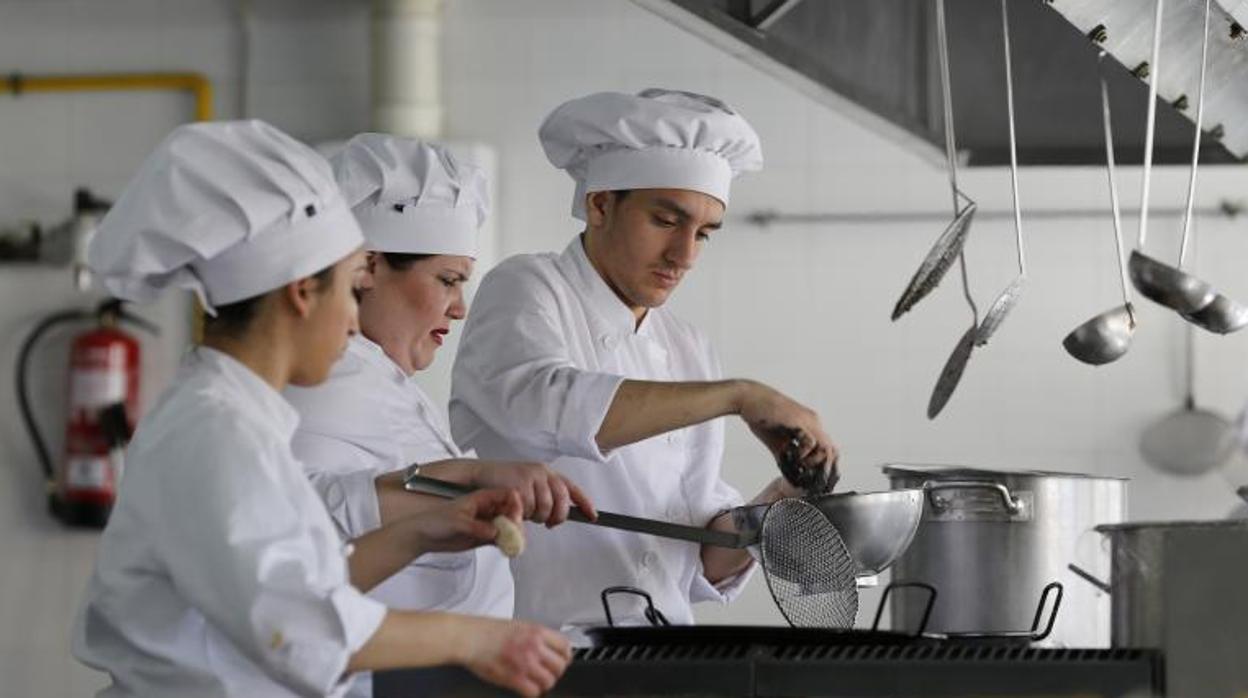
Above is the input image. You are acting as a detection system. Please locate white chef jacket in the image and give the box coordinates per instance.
[73,347,386,698]
[285,335,513,697]
[449,236,753,630]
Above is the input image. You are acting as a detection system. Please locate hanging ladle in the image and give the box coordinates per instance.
[890,0,977,323]
[974,0,1026,347]
[1176,0,1248,334]
[1063,57,1137,365]
[926,0,979,420]
[1128,0,1216,316]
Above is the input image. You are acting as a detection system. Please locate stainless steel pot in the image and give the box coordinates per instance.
[1093,520,1248,697]
[884,465,1126,647]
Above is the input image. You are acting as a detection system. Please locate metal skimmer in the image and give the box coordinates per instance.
[760,498,859,629]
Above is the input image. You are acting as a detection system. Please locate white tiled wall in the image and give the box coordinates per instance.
[3,0,1248,688]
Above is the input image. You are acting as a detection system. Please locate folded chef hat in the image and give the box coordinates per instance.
[539,88,764,220]
[87,119,363,315]
[330,134,487,257]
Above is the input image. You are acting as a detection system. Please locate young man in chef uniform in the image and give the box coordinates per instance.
[285,133,597,697]
[450,89,839,630]
[73,121,570,697]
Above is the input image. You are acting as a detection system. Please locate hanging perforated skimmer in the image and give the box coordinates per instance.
[759,498,859,629]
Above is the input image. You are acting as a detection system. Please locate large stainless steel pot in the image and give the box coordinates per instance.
[884,465,1126,647]
[1092,520,1248,698]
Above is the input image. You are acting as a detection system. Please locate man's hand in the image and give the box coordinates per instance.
[469,461,598,527]
[458,618,573,698]
[404,488,524,554]
[736,381,839,489]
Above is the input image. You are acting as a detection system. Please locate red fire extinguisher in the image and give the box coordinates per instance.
[17,299,158,528]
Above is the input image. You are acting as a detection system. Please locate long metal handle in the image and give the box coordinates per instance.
[936,0,978,325]
[924,480,1022,514]
[1178,0,1211,269]
[1099,56,1133,312]
[1137,0,1164,250]
[1067,563,1112,594]
[403,474,749,549]
[1001,0,1024,277]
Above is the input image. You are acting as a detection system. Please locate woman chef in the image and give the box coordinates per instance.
[72,120,571,698]
[284,133,596,698]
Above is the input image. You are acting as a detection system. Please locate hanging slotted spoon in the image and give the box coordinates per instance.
[975,0,1026,347]
[1063,56,1137,366]
[926,0,979,420]
[891,0,977,323]
[1175,0,1248,335]
[1128,0,1216,316]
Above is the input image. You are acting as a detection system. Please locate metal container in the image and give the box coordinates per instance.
[884,465,1126,647]
[1094,520,1248,698]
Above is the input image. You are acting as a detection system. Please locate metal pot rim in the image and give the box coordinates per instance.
[882,463,1129,482]
[1095,519,1248,533]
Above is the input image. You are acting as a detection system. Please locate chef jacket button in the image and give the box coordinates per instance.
[601,334,616,349]
[641,551,658,569]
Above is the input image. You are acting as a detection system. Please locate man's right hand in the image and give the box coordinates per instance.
[468,461,598,527]
[459,618,572,698]
[736,380,839,489]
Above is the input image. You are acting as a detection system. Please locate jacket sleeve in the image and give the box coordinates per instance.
[292,430,385,540]
[450,261,625,463]
[152,415,386,696]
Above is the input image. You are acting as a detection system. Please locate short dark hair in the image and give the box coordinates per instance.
[204,263,336,337]
[379,252,434,271]
[611,190,631,202]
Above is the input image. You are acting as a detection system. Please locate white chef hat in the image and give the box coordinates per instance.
[330,134,486,258]
[539,88,764,220]
[87,120,363,315]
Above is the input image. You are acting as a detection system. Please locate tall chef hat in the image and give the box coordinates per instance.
[87,119,363,315]
[539,88,764,220]
[330,134,487,258]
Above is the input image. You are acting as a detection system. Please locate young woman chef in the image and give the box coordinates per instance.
[284,133,597,698]
[72,120,571,698]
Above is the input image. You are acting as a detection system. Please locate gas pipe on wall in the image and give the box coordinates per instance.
[17,299,158,527]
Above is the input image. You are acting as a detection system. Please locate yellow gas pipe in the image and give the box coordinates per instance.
[3,71,215,339]
[2,72,213,122]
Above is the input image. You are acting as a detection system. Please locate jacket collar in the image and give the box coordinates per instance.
[559,234,654,337]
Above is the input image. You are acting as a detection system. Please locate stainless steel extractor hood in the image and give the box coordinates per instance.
[631,0,1248,165]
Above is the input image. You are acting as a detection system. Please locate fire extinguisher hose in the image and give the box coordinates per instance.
[15,309,92,481]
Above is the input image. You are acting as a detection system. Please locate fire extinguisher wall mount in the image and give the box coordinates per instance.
[16,299,158,528]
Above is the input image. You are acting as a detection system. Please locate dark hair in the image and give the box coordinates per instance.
[380,252,434,271]
[611,190,631,202]
[203,264,336,337]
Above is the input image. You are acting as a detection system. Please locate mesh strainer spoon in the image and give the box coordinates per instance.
[405,476,864,628]
[974,0,1026,347]
[760,496,895,629]
[925,0,980,420]
[760,498,859,628]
